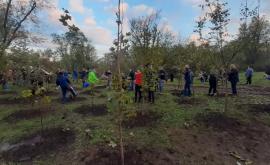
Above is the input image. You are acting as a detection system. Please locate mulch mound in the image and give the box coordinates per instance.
[122,110,162,128]
[246,104,270,114]
[3,108,54,123]
[1,127,75,162]
[0,91,17,95]
[195,112,241,132]
[79,146,179,165]
[0,97,31,105]
[74,105,108,116]
[53,96,87,103]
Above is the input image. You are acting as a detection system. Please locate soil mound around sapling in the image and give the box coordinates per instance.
[0,97,31,105]
[74,105,108,116]
[3,108,54,123]
[81,90,100,96]
[53,96,87,103]
[176,97,205,105]
[0,91,17,95]
[44,91,59,97]
[195,112,242,132]
[79,146,179,165]
[245,104,270,114]
[122,110,162,128]
[1,127,75,162]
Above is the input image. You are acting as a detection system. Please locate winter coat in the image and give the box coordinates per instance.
[184,70,192,84]
[228,69,239,83]
[135,72,143,86]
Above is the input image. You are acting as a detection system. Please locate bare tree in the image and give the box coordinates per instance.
[0,0,49,69]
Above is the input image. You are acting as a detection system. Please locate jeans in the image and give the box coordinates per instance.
[135,85,142,103]
[148,90,155,103]
[246,76,252,85]
[159,79,165,93]
[209,82,217,95]
[129,80,135,91]
[184,82,191,96]
[231,82,237,95]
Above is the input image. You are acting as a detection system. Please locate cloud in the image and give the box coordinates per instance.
[184,0,204,7]
[130,4,156,17]
[69,0,85,13]
[81,26,113,46]
[84,17,97,26]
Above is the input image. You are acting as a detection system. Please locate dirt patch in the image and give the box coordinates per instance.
[195,112,242,132]
[1,127,75,162]
[3,108,54,123]
[123,110,162,128]
[44,91,59,97]
[177,97,205,106]
[53,96,87,103]
[169,121,270,165]
[245,104,270,114]
[74,105,108,116]
[0,91,17,95]
[79,145,179,165]
[0,97,31,105]
[80,90,100,96]
[194,85,270,96]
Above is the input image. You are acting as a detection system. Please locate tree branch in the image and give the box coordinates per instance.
[6,1,37,48]
[2,0,12,44]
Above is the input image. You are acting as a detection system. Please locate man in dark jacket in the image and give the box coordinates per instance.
[128,69,135,91]
[228,64,239,95]
[158,68,166,93]
[183,65,192,96]
[208,70,218,96]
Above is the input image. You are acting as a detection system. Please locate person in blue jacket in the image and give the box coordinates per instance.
[245,66,254,85]
[183,65,192,97]
[56,71,77,102]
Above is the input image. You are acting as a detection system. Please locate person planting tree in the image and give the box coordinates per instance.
[56,71,77,103]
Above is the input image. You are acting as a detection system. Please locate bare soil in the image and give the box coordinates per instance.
[0,91,17,95]
[0,97,31,105]
[1,127,75,162]
[53,96,87,103]
[74,105,108,116]
[246,104,270,114]
[122,110,162,128]
[3,108,54,123]
[79,145,179,165]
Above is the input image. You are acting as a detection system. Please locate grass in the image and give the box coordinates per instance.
[0,77,269,164]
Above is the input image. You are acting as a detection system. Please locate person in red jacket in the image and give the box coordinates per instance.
[135,69,143,103]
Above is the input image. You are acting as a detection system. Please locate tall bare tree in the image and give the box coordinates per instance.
[0,0,49,69]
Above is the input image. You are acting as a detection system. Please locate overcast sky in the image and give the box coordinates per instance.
[34,0,270,57]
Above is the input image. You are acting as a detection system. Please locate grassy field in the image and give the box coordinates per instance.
[0,72,269,164]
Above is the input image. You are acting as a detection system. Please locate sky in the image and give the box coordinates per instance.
[34,0,270,57]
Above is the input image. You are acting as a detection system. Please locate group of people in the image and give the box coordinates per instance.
[124,64,167,104]
[1,63,270,104]
[56,68,99,102]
